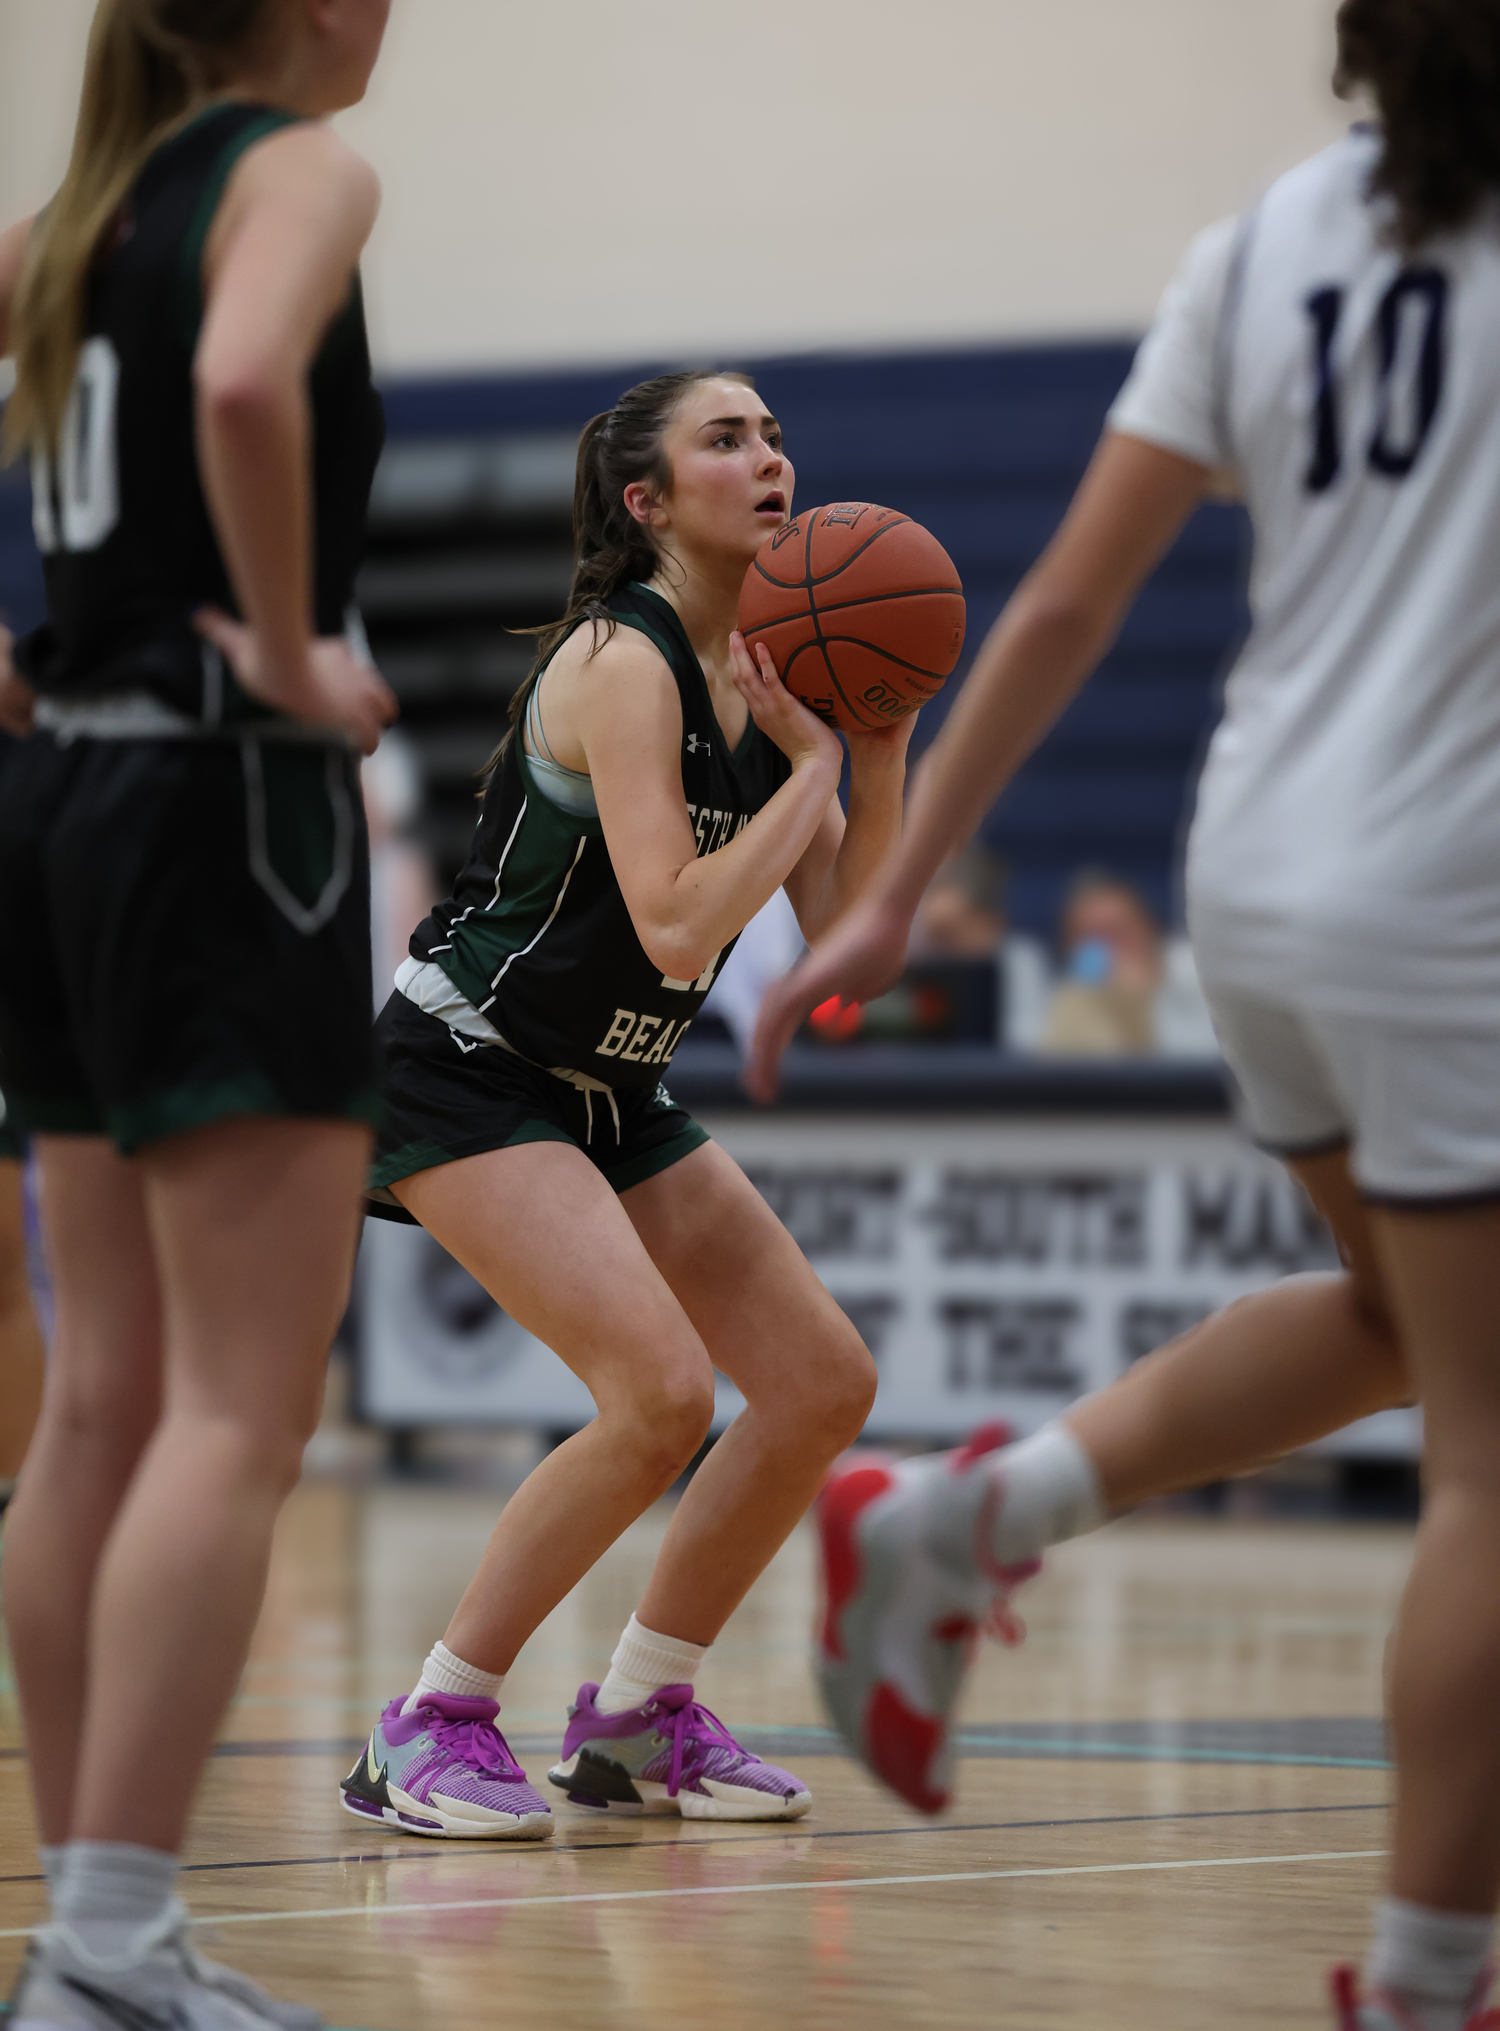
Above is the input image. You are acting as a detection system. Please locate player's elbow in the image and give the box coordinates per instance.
[194,359,297,437]
[642,927,714,984]
[1016,578,1123,664]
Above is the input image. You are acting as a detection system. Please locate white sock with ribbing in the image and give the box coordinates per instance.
[1367,1898,1494,2031]
[983,1422,1107,1567]
[53,1841,178,1961]
[402,1639,505,1715]
[595,1615,708,1715]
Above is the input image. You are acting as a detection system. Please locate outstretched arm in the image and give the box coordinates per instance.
[744,430,1212,1098]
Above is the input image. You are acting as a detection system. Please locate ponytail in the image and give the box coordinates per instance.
[482,368,755,782]
[6,0,272,457]
[1336,0,1500,249]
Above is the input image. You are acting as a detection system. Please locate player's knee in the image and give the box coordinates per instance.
[786,1319,877,1449]
[43,1358,159,1461]
[622,1348,716,1481]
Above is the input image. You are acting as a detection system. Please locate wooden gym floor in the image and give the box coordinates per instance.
[0,1473,1410,2029]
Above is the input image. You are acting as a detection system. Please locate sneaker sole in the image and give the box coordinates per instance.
[816,1463,954,1816]
[339,1786,553,1841]
[547,1757,812,1821]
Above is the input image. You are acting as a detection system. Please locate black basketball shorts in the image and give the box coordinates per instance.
[367,991,709,1221]
[0,732,379,1154]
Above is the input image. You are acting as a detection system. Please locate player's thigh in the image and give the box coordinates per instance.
[620,1139,874,1415]
[0,1158,27,1305]
[32,1134,162,1432]
[395,1140,712,1416]
[140,1115,369,1438]
[1286,1144,1395,1335]
[1369,1201,1500,1486]
[1205,982,1394,1327]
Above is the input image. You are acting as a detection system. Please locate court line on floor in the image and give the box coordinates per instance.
[0,1726,1392,1770]
[0,1799,1390,1891]
[0,1846,1385,1938]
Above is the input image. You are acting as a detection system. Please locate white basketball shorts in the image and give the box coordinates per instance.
[1201,981,1500,1205]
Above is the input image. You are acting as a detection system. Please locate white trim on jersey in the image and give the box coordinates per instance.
[478,835,589,1008]
[425,796,529,956]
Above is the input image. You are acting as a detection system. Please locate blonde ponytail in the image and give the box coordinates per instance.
[5,0,270,458]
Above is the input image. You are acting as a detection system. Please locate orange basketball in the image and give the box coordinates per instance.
[737,502,965,733]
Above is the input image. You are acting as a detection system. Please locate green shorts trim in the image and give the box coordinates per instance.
[600,1121,710,1194]
[368,993,709,1213]
[17,1074,381,1156]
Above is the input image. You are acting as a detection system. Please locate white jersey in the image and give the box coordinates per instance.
[1110,127,1500,1022]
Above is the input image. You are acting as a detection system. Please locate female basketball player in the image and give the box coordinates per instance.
[0,2,395,2025]
[342,369,900,1840]
[0,714,46,1513]
[753,3,1500,2024]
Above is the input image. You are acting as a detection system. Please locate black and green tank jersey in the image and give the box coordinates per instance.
[16,101,384,722]
[413,583,795,1087]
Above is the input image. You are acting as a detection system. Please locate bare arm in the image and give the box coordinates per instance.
[744,432,1212,1096]
[192,125,394,750]
[581,632,843,984]
[781,719,916,944]
[0,217,34,358]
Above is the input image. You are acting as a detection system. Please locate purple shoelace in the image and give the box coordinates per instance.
[639,1685,756,1799]
[428,1711,524,1780]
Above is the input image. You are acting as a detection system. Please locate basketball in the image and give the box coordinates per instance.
[737,502,966,733]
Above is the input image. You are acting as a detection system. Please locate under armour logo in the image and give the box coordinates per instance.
[686,733,710,755]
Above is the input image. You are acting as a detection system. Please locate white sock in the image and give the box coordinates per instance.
[402,1640,505,1715]
[39,1844,63,1897]
[985,1422,1106,1567]
[595,1614,707,1714]
[1367,1898,1494,2030]
[54,1841,177,1961]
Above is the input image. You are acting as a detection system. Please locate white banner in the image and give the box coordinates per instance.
[355,1112,1419,1457]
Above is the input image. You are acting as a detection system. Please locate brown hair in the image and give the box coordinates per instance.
[483,367,755,780]
[6,0,274,455]
[1336,0,1500,249]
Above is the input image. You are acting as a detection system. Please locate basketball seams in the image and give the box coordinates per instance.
[738,500,965,731]
[779,638,881,729]
[806,511,917,587]
[743,586,966,629]
[799,512,839,702]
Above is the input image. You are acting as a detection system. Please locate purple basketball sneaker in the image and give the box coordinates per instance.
[340,1691,552,1839]
[548,1681,812,1820]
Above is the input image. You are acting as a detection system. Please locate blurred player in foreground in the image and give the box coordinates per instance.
[751,3,1500,2024]
[0,721,46,1514]
[349,372,904,1840]
[0,1,396,2024]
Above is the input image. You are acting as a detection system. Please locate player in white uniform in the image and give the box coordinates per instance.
[750,3,1500,2024]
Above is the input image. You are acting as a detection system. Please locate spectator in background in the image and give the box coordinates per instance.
[1042,868,1164,1055]
[1041,867,1218,1057]
[908,844,1050,1050]
[909,843,1006,959]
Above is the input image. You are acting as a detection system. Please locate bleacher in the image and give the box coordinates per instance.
[0,342,1250,936]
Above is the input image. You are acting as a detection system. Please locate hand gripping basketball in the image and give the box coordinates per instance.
[737,502,965,734]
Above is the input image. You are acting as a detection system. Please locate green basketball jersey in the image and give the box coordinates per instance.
[410,584,794,1086]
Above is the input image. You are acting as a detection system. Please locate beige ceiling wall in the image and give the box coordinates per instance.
[0,0,1352,375]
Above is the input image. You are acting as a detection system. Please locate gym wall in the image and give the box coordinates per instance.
[1,0,1349,374]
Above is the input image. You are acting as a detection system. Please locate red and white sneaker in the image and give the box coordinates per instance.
[815,1423,1038,1815]
[1331,1964,1500,2029]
